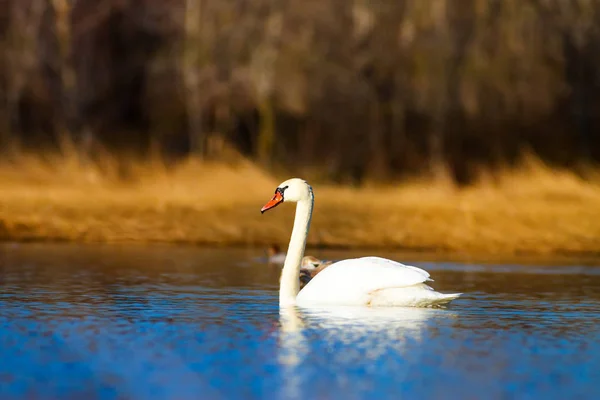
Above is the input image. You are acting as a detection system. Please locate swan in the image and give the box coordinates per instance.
[260,178,462,307]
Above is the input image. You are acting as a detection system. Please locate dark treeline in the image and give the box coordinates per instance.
[2,0,600,183]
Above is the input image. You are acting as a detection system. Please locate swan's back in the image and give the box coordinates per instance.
[296,257,434,306]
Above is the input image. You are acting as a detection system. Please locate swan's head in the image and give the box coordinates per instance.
[261,178,312,213]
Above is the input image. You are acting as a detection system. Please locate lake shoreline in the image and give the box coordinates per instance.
[2,231,600,267]
[2,240,600,267]
[1,159,599,261]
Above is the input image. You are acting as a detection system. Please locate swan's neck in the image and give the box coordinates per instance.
[280,191,314,306]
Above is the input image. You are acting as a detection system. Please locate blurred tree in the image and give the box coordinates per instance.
[1,0,600,182]
[49,0,80,152]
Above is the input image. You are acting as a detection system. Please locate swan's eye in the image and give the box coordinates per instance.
[276,186,289,197]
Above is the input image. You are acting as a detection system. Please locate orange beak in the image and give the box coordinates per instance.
[261,191,284,214]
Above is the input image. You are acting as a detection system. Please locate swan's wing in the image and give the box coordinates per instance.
[296,256,431,306]
[356,257,432,281]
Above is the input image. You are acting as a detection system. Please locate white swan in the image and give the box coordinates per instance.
[261,178,462,307]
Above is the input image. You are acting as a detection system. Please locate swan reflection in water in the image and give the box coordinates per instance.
[276,306,455,398]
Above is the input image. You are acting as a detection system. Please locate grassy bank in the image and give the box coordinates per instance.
[0,155,599,258]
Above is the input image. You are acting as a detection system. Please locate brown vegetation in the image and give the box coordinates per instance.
[2,1,600,258]
[0,154,598,258]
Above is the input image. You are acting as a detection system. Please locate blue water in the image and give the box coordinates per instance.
[0,244,599,399]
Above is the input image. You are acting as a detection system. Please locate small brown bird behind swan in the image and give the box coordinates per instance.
[299,256,333,289]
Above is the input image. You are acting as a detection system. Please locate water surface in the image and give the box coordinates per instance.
[1,244,599,399]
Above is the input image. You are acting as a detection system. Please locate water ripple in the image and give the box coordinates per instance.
[0,244,599,399]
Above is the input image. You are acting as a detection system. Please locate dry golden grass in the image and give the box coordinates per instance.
[0,152,599,259]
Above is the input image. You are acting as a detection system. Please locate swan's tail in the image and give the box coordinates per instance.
[369,284,462,308]
[422,283,462,307]
[429,292,462,307]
